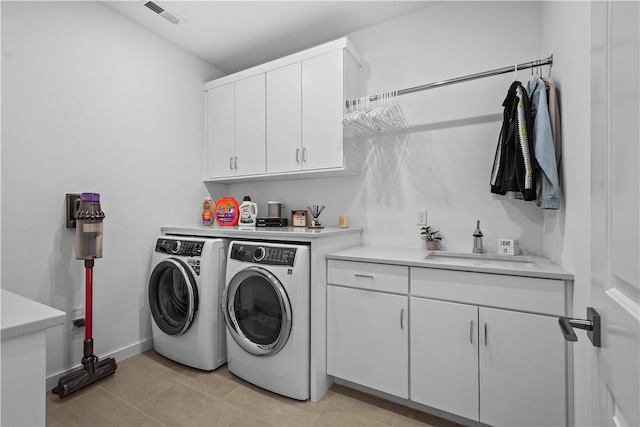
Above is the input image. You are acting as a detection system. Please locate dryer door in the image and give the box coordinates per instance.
[223,266,292,356]
[148,258,199,336]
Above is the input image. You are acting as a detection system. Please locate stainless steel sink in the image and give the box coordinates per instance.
[423,251,539,269]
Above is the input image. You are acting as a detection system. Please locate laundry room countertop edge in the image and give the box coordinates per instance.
[161,225,363,240]
[1,290,66,340]
[326,246,574,280]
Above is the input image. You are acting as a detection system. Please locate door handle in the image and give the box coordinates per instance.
[302,147,307,162]
[229,157,234,170]
[234,157,238,169]
[400,308,404,330]
[558,307,601,347]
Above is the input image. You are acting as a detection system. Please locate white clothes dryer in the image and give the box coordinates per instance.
[222,240,310,400]
[148,236,228,370]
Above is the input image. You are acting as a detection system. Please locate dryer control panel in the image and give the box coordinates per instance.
[155,238,204,257]
[229,243,297,266]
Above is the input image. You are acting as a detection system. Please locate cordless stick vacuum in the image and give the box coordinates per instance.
[53,193,118,398]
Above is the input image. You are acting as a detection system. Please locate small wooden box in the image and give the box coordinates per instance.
[291,210,308,227]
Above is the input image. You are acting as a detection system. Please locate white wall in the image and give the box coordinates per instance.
[540,2,593,426]
[228,1,547,253]
[1,1,224,380]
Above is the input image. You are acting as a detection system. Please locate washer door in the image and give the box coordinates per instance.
[148,258,199,336]
[223,266,292,356]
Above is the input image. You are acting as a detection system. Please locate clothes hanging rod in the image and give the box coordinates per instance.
[346,54,553,108]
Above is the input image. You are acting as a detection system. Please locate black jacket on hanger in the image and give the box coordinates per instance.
[490,81,537,201]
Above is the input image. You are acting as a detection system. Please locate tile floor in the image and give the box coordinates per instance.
[46,350,462,427]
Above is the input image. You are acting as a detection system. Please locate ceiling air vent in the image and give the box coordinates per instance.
[142,1,184,25]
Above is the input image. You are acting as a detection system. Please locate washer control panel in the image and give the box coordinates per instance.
[155,238,204,257]
[229,243,297,266]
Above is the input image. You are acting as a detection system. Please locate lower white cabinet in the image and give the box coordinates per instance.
[478,307,566,427]
[326,260,570,426]
[326,260,409,399]
[411,297,567,427]
[410,298,479,420]
[327,285,409,399]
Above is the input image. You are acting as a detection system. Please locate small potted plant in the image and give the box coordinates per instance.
[421,226,443,250]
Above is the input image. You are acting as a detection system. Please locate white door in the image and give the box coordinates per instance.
[206,83,235,178]
[590,1,640,426]
[410,298,479,421]
[266,62,302,174]
[235,73,266,176]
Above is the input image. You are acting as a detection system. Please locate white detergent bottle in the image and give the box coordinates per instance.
[238,196,258,227]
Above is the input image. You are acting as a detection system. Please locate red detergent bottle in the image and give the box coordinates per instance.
[214,196,239,226]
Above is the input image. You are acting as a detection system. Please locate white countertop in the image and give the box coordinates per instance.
[1,290,66,340]
[161,224,362,241]
[326,246,574,280]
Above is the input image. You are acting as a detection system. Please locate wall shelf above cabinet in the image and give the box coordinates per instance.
[203,37,361,183]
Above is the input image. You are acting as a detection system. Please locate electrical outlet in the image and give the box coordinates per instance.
[416,209,427,225]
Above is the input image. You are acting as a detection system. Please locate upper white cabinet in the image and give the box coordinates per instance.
[266,62,302,174]
[235,74,266,177]
[206,83,234,179]
[300,49,351,172]
[204,38,361,182]
[206,74,265,179]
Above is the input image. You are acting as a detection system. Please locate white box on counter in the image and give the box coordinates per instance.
[498,239,520,255]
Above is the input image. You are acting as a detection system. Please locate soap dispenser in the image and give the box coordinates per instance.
[473,220,484,253]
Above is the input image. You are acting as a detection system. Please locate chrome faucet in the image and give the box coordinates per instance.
[473,220,484,253]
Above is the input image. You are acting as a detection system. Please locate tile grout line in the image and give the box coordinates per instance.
[163,371,279,426]
[308,402,330,427]
[96,384,169,426]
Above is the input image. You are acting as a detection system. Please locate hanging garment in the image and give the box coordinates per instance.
[542,77,563,170]
[490,81,537,200]
[527,75,560,209]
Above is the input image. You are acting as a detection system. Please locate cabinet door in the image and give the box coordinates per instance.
[302,49,345,171]
[266,63,302,174]
[479,308,566,427]
[234,74,266,176]
[327,285,408,399]
[411,298,479,421]
[206,83,235,178]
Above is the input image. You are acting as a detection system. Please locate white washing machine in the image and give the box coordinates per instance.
[222,240,310,400]
[148,236,228,370]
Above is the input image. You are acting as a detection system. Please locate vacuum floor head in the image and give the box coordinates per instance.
[52,357,118,398]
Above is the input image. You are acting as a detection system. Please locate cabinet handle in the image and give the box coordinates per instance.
[470,320,474,344]
[484,322,488,346]
[234,157,238,169]
[229,157,234,170]
[302,147,308,162]
[400,308,404,330]
[354,273,374,279]
[296,148,301,163]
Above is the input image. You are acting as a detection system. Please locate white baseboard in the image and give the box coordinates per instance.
[46,338,154,391]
